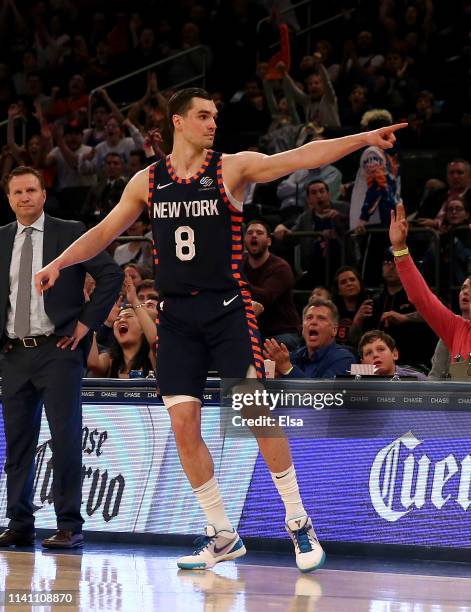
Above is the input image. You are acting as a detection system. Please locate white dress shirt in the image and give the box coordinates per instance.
[6,212,55,338]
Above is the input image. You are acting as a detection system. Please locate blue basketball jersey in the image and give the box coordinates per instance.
[147,150,247,296]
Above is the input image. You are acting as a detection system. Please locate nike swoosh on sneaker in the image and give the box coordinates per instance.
[213,539,237,554]
[223,295,238,307]
[156,182,173,190]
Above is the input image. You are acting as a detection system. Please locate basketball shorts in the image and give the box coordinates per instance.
[156,290,265,401]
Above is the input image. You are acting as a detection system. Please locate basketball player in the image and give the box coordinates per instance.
[35,88,405,572]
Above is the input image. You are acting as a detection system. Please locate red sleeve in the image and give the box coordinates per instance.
[395,254,460,349]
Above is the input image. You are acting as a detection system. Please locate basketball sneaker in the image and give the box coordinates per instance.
[286,516,325,573]
[177,525,246,570]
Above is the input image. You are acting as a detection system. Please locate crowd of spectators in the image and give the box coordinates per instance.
[0,0,470,379]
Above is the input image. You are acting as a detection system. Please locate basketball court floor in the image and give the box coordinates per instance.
[0,542,469,611]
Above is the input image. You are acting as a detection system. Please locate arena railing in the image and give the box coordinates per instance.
[286,226,441,300]
[256,3,356,58]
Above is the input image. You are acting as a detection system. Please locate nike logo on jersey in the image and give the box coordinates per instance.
[153,200,219,219]
[156,182,174,190]
[223,295,238,307]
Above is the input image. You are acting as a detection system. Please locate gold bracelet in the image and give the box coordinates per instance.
[133,303,146,309]
[393,247,409,258]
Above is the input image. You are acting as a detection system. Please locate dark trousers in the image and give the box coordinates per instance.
[1,338,84,533]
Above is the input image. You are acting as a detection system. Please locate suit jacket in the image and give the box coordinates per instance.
[0,214,124,352]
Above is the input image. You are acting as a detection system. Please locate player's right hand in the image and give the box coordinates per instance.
[35,261,61,294]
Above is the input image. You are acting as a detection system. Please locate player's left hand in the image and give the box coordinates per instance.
[365,123,408,149]
[57,320,90,351]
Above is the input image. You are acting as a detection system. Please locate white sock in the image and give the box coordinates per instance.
[193,476,234,533]
[271,465,306,522]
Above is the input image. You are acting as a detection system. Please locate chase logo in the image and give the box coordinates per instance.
[200,177,213,187]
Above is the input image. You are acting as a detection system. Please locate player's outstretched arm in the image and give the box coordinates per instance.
[34,168,149,293]
[231,123,407,186]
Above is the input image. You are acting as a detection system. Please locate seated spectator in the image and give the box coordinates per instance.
[407,90,441,138]
[45,122,95,193]
[340,84,370,127]
[87,277,156,378]
[263,299,356,378]
[224,77,271,150]
[423,196,471,291]
[274,180,346,287]
[114,213,152,268]
[310,286,331,302]
[83,103,109,148]
[78,114,145,177]
[25,71,52,115]
[349,247,436,368]
[242,220,300,350]
[276,151,343,215]
[413,159,471,229]
[340,31,384,90]
[136,279,159,320]
[129,149,148,176]
[359,330,427,379]
[137,279,159,304]
[278,54,340,127]
[390,202,471,363]
[6,102,53,187]
[332,266,370,346]
[81,152,127,226]
[315,39,340,84]
[375,49,419,117]
[429,276,471,379]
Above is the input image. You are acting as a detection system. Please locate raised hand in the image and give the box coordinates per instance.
[263,338,291,374]
[389,201,408,250]
[124,275,138,306]
[365,122,408,149]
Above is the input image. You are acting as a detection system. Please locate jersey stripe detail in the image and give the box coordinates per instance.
[215,155,264,378]
[148,164,160,273]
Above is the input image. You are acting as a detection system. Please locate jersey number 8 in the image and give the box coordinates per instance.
[175,226,196,261]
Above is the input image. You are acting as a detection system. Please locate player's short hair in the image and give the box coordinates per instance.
[358,330,396,357]
[4,165,45,193]
[302,299,339,325]
[245,219,271,237]
[167,88,213,133]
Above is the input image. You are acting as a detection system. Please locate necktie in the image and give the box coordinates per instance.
[14,227,34,339]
